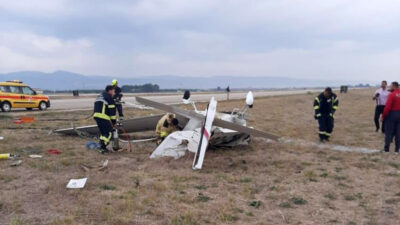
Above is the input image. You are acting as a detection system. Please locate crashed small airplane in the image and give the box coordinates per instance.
[55,91,279,170]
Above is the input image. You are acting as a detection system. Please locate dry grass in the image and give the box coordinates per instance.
[1,88,400,225]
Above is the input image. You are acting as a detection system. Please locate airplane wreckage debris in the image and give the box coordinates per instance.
[54,91,280,170]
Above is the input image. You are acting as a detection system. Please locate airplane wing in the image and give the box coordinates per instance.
[136,96,279,141]
[54,114,188,135]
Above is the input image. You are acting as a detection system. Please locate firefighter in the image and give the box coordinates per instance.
[93,85,117,154]
[314,87,339,142]
[155,113,182,144]
[111,79,124,119]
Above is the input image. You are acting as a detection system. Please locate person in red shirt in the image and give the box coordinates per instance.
[381,81,400,153]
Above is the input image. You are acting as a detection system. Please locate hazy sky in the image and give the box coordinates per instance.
[0,0,399,81]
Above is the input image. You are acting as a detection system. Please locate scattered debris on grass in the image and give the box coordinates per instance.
[9,160,22,167]
[66,178,87,189]
[248,200,262,209]
[47,149,62,155]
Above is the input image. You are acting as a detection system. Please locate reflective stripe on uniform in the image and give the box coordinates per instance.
[160,131,168,138]
[315,97,320,103]
[314,106,320,110]
[316,113,321,117]
[100,132,112,144]
[110,115,117,120]
[93,112,111,120]
[108,104,115,108]
[94,104,111,120]
[333,98,338,103]
[319,131,331,136]
[332,106,338,110]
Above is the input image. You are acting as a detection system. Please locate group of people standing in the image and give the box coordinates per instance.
[374,80,400,153]
[313,81,400,153]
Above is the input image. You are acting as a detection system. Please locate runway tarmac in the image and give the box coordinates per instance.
[49,89,320,110]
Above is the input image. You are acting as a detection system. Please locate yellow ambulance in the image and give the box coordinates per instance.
[0,80,50,112]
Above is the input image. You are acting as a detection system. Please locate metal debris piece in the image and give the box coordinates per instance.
[22,148,42,154]
[47,149,62,155]
[98,160,109,171]
[80,164,91,172]
[9,160,22,167]
[66,178,87,189]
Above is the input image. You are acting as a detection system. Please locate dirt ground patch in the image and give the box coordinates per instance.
[1,88,400,225]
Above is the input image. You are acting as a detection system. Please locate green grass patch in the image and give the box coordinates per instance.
[194,184,207,190]
[248,200,262,209]
[269,185,282,192]
[290,197,307,205]
[240,177,252,183]
[324,193,336,200]
[332,175,347,181]
[335,167,343,172]
[245,211,254,216]
[344,195,356,201]
[279,202,291,208]
[100,184,116,191]
[320,172,329,178]
[197,193,211,202]
[385,198,400,205]
[388,162,400,170]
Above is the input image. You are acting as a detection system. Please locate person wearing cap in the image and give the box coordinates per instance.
[373,80,390,133]
[111,79,124,119]
[93,85,117,153]
[155,113,182,144]
[313,87,339,142]
[381,82,400,153]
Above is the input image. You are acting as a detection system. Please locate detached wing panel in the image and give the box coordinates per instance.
[54,115,178,135]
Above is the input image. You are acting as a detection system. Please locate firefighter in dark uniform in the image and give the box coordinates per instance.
[314,87,339,142]
[111,79,124,119]
[93,85,117,153]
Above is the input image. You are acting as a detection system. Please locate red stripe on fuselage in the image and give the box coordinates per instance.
[203,129,210,140]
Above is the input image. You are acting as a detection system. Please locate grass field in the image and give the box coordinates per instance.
[1,88,400,225]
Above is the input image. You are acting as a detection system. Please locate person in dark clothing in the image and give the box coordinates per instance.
[373,80,389,133]
[93,85,117,154]
[381,82,400,153]
[313,87,339,142]
[111,79,124,119]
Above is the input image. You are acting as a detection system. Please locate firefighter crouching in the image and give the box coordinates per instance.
[93,85,117,154]
[314,87,339,142]
[111,79,124,119]
[156,113,182,144]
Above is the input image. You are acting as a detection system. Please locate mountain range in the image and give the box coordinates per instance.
[0,70,370,90]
